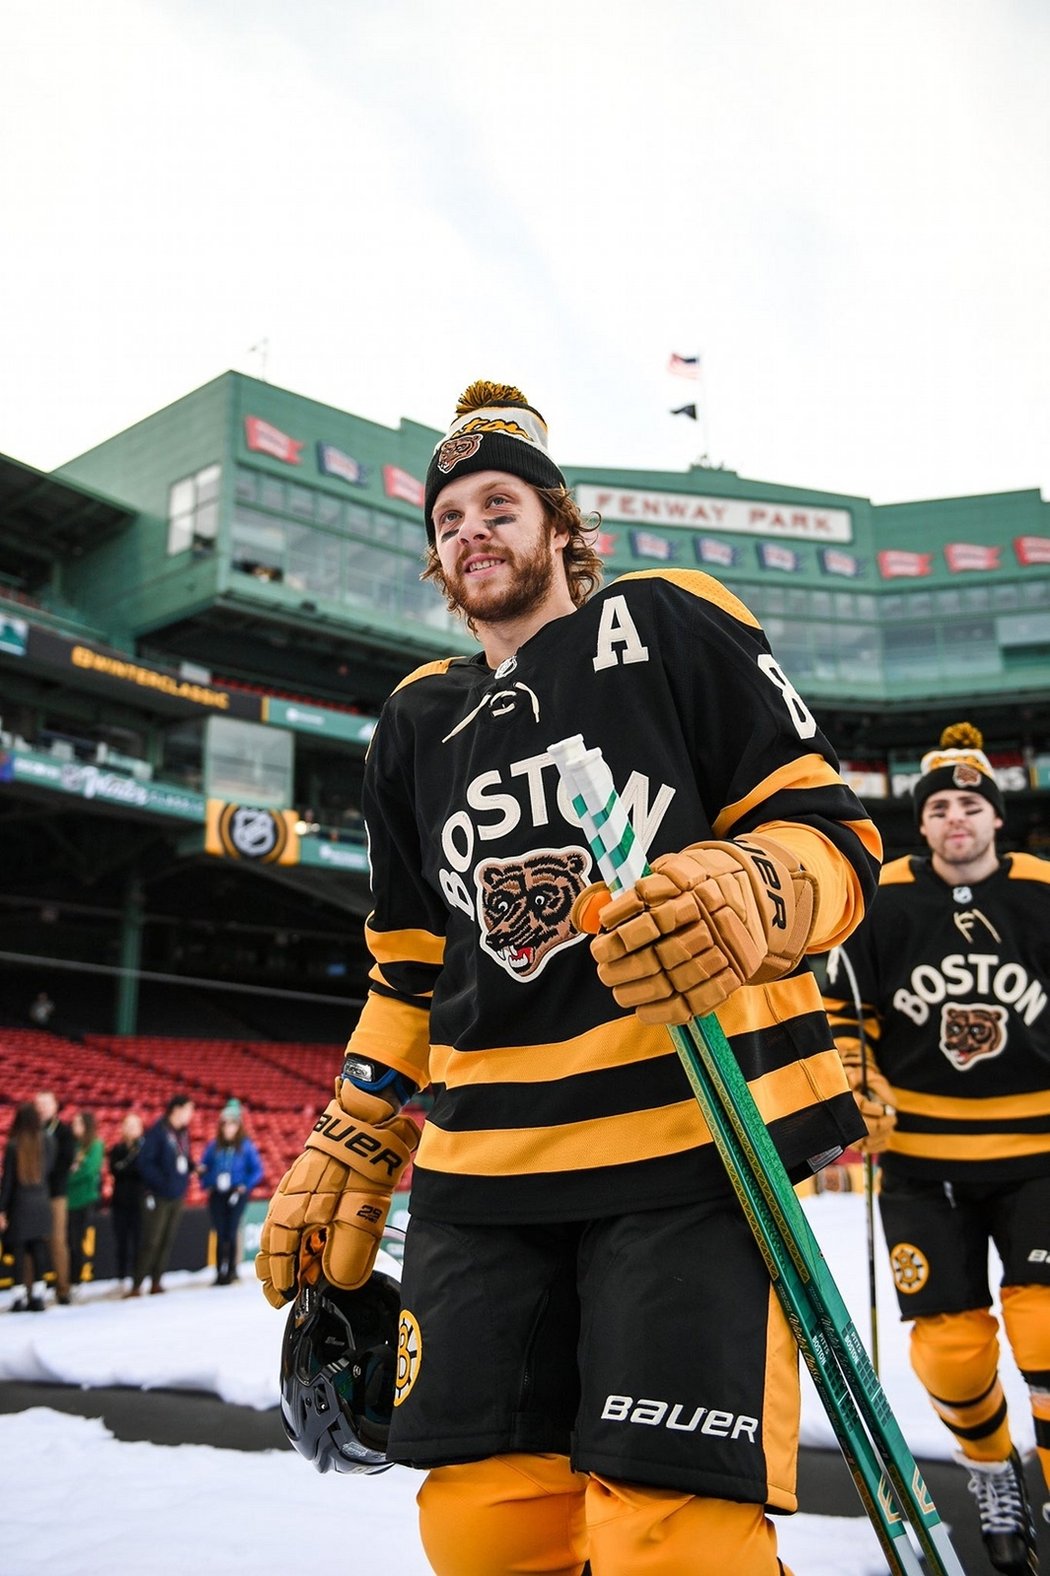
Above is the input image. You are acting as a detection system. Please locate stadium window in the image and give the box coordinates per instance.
[1020,579,1050,607]
[941,618,1002,675]
[235,468,258,503]
[369,512,403,546]
[286,524,340,595]
[812,622,837,680]
[287,484,315,521]
[230,508,286,581]
[990,583,1020,611]
[166,463,221,555]
[835,623,882,683]
[882,622,939,681]
[316,493,343,527]
[961,585,989,612]
[259,476,285,512]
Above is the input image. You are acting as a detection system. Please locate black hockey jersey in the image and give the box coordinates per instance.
[824,852,1050,1183]
[348,569,881,1223]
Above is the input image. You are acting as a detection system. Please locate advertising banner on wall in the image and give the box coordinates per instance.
[0,745,207,820]
[576,485,853,544]
[21,626,262,719]
[261,696,378,746]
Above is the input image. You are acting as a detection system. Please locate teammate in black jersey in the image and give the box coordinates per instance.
[825,724,1050,1575]
[258,380,881,1575]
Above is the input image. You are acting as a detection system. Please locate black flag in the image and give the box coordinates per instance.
[670,403,697,420]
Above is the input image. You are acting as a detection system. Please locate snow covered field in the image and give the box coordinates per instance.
[0,1194,1036,1575]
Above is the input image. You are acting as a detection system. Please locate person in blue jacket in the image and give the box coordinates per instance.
[198,1100,265,1285]
[126,1094,195,1297]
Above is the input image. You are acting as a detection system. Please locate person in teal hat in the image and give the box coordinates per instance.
[198,1101,265,1285]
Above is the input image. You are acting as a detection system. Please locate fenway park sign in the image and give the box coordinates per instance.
[576,485,852,544]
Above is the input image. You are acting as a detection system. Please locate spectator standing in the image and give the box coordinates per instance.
[28,991,55,1028]
[107,1112,145,1291]
[198,1100,265,1285]
[0,1103,55,1312]
[33,1090,74,1306]
[127,1095,195,1297]
[66,1110,104,1291]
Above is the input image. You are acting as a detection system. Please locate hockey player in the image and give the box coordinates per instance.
[257,380,881,1575]
[824,724,1050,1575]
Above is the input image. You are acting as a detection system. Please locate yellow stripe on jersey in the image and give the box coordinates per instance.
[348,993,431,1088]
[389,656,462,696]
[713,755,843,839]
[365,920,445,971]
[762,1281,802,1512]
[892,1086,1050,1120]
[879,855,916,885]
[429,1017,672,1088]
[417,1098,708,1176]
[1007,852,1050,884]
[751,1049,854,1119]
[419,1044,847,1179]
[719,968,822,1032]
[890,1131,1050,1162]
[614,568,761,628]
[428,973,838,1093]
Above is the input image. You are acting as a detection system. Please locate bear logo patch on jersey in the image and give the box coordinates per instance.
[475,846,592,981]
[939,1002,1008,1070]
[890,1241,930,1295]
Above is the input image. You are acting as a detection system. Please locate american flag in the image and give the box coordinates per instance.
[667,352,700,379]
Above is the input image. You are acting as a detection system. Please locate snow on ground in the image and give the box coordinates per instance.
[0,1194,1035,1575]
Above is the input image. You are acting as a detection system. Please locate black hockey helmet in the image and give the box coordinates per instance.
[280,1269,402,1475]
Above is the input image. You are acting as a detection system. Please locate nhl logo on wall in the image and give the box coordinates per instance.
[218,804,289,863]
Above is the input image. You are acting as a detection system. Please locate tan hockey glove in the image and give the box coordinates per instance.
[256,1078,419,1309]
[837,1037,897,1155]
[572,835,817,1026]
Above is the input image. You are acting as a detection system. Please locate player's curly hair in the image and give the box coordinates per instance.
[421,486,604,632]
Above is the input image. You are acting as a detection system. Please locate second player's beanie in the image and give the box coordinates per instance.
[913,721,1004,824]
[423,380,567,542]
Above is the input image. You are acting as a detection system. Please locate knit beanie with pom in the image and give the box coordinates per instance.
[913,722,1004,823]
[423,380,567,542]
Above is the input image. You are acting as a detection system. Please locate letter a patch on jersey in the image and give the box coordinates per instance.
[592,595,650,672]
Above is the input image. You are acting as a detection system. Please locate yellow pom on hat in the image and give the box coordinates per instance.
[455,381,530,415]
[939,722,985,750]
[424,378,566,541]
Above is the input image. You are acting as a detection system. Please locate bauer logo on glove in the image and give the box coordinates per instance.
[256,1070,420,1309]
[577,835,818,1026]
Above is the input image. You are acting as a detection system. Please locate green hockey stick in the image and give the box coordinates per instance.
[547,733,964,1576]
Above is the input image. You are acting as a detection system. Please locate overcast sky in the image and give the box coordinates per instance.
[3,0,1048,505]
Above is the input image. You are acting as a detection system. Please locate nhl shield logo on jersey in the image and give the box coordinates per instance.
[940,1002,1008,1071]
[475,846,592,982]
[890,1241,930,1295]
